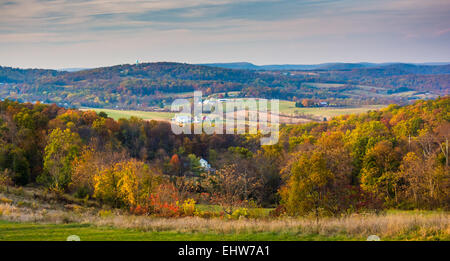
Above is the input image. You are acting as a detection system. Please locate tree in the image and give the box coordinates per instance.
[187,154,202,176]
[347,121,390,176]
[0,144,30,185]
[253,145,283,206]
[71,145,128,198]
[360,140,401,203]
[169,154,181,176]
[37,128,81,191]
[280,152,334,218]
[93,159,162,207]
[399,152,450,209]
[203,164,262,214]
[301,99,314,107]
[398,152,426,208]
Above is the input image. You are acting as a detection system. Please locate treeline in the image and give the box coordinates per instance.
[279,64,450,94]
[0,97,449,217]
[0,63,301,108]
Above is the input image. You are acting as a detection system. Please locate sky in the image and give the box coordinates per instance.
[0,0,449,69]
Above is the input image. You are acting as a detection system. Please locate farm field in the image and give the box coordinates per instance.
[82,101,386,122]
[80,108,175,121]
[274,100,386,120]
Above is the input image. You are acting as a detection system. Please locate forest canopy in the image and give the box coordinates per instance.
[0,96,448,217]
[0,62,448,109]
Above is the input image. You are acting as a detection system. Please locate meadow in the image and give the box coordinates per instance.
[82,101,385,122]
[80,108,175,121]
[277,100,385,119]
[0,187,448,241]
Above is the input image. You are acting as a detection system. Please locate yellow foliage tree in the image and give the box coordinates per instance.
[93,159,162,207]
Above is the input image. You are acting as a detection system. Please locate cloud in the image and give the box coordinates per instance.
[0,0,449,67]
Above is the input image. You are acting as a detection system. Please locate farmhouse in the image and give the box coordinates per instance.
[199,158,212,171]
[172,115,192,124]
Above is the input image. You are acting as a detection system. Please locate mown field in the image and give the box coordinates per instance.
[277,101,385,119]
[80,108,175,121]
[82,101,385,122]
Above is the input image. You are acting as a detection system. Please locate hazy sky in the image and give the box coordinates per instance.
[1,0,449,69]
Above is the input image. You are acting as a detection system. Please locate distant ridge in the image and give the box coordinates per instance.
[58,68,90,72]
[199,62,450,71]
[0,61,448,109]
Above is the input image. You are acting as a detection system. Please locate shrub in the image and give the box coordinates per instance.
[269,205,286,217]
[193,209,219,218]
[130,205,149,215]
[147,184,180,217]
[98,209,113,218]
[181,198,196,216]
[230,207,249,219]
[0,169,13,186]
[0,197,12,204]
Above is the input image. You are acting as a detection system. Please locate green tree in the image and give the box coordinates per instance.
[187,154,202,175]
[37,128,81,191]
[360,140,401,203]
[0,144,30,185]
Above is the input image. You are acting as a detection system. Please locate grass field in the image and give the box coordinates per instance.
[82,101,385,123]
[0,186,448,241]
[277,100,385,119]
[0,221,349,241]
[81,108,175,121]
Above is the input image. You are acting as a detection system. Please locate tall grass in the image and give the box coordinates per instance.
[1,202,448,240]
[1,186,448,241]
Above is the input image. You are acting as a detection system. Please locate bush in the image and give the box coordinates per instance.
[147,184,180,217]
[181,198,196,216]
[269,205,286,217]
[230,207,249,219]
[98,209,113,218]
[0,197,13,204]
[0,169,14,186]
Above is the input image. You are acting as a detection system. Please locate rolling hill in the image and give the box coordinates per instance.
[0,62,448,110]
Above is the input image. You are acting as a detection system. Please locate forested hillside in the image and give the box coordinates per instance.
[0,97,448,216]
[0,62,448,109]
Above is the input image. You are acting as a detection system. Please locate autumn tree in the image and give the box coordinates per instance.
[301,99,314,107]
[360,140,402,204]
[280,152,334,218]
[203,163,262,214]
[399,152,450,209]
[169,154,181,176]
[93,159,162,207]
[70,145,127,197]
[37,128,81,191]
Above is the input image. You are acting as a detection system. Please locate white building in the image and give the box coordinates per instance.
[172,115,192,124]
[199,158,211,171]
